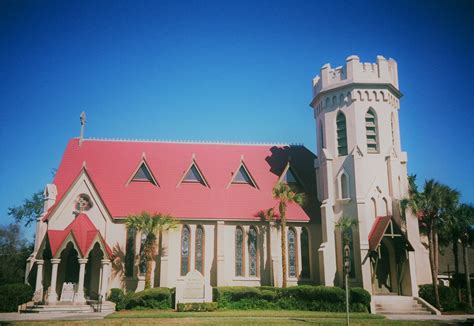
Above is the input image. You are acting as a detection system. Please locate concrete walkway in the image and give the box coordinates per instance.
[0,311,113,322]
[385,314,473,322]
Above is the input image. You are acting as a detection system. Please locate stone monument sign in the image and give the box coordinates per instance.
[60,282,75,302]
[175,270,212,308]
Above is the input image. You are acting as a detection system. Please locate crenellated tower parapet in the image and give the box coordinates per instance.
[312,55,399,100]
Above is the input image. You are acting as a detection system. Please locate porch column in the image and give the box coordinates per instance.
[35,260,44,296]
[47,258,61,303]
[100,259,111,299]
[76,258,88,303]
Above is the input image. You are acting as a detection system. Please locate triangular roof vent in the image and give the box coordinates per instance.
[129,160,158,186]
[229,162,258,188]
[178,160,209,187]
[278,163,303,188]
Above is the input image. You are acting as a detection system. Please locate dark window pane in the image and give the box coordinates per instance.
[125,228,136,277]
[235,227,243,276]
[288,229,297,277]
[248,227,258,276]
[184,165,205,184]
[181,226,190,276]
[139,233,147,275]
[233,166,253,185]
[301,228,310,278]
[133,164,155,183]
[195,226,204,274]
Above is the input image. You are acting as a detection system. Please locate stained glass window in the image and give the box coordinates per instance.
[301,228,310,278]
[288,228,297,277]
[195,226,204,275]
[125,228,136,277]
[248,226,258,276]
[235,227,244,276]
[181,225,190,276]
[139,233,147,275]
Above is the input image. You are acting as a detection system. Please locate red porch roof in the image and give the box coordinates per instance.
[47,213,113,258]
[47,138,318,222]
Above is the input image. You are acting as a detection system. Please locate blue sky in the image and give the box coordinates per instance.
[1,0,473,237]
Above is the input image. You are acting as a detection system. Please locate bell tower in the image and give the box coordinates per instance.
[310,55,430,295]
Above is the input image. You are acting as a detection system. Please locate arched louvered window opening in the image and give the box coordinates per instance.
[366,109,378,153]
[195,226,205,275]
[336,112,348,156]
[341,173,349,199]
[235,226,244,277]
[287,228,298,278]
[248,226,258,277]
[180,225,190,276]
[301,228,310,278]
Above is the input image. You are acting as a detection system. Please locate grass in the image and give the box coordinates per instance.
[7,310,451,325]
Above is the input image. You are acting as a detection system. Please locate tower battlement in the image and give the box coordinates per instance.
[312,55,399,98]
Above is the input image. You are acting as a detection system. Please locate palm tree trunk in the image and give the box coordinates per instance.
[462,238,472,308]
[453,240,461,302]
[428,224,441,309]
[144,237,157,289]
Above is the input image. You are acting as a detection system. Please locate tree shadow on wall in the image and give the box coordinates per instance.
[265,145,319,221]
[111,244,137,292]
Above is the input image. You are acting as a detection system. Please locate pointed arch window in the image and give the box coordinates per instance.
[195,225,205,275]
[391,112,396,146]
[366,109,378,153]
[180,225,190,276]
[248,226,258,277]
[125,227,136,277]
[340,173,349,199]
[301,228,310,278]
[235,226,244,276]
[288,228,297,278]
[336,112,348,156]
[319,120,325,149]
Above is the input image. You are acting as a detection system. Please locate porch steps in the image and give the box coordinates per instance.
[372,295,435,315]
[19,301,115,314]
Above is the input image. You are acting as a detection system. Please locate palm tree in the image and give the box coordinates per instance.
[455,204,474,307]
[126,212,177,289]
[335,216,358,250]
[405,178,459,309]
[272,182,305,288]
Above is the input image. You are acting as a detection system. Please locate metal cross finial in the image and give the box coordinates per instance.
[79,111,87,146]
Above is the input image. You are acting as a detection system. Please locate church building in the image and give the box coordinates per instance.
[25,55,431,307]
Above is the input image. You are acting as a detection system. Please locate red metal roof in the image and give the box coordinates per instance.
[48,213,113,257]
[48,138,318,222]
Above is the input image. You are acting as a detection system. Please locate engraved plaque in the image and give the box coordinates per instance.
[60,282,75,302]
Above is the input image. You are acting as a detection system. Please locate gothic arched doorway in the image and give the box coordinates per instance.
[56,242,80,299]
[85,243,104,300]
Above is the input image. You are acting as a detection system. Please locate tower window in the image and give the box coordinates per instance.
[336,112,348,156]
[366,109,378,153]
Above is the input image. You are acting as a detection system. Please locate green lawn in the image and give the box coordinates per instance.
[9,310,450,325]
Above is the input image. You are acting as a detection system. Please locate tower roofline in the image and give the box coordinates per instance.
[311,55,400,102]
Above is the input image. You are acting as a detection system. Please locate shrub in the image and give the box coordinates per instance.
[280,285,345,304]
[350,287,371,311]
[127,288,172,310]
[177,302,218,312]
[0,283,34,312]
[419,284,458,311]
[108,288,127,311]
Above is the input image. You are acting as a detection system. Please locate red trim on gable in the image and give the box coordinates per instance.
[47,213,113,258]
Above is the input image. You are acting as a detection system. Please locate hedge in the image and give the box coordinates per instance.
[108,288,131,311]
[0,283,34,312]
[177,302,218,312]
[127,288,172,310]
[419,284,458,311]
[213,286,371,312]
